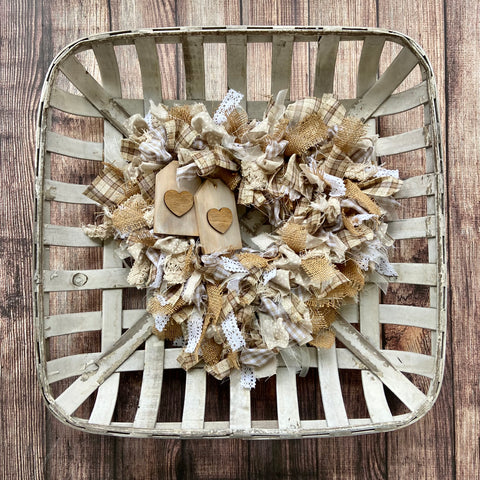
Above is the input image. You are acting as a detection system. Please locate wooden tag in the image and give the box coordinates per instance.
[164,190,194,217]
[154,161,201,236]
[207,207,233,233]
[194,179,242,254]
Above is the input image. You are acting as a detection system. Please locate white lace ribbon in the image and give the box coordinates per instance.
[221,311,246,351]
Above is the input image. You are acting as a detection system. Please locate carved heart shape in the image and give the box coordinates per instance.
[207,207,233,234]
[164,190,194,217]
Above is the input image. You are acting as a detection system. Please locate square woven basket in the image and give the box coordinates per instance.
[34,26,446,438]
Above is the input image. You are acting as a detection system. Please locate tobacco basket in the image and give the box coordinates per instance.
[34,26,446,438]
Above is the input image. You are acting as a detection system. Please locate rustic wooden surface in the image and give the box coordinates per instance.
[1,0,474,478]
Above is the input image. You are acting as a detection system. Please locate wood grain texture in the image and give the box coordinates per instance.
[445,0,480,478]
[0,1,469,480]
[377,1,453,479]
[0,0,47,473]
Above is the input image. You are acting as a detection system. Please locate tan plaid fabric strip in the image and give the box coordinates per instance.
[205,358,231,380]
[213,145,239,171]
[175,121,198,149]
[177,350,201,371]
[320,94,346,127]
[83,165,125,207]
[358,176,403,197]
[240,348,276,368]
[137,171,156,201]
[120,138,141,163]
[323,145,351,178]
[283,318,312,345]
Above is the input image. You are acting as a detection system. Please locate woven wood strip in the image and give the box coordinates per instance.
[332,317,427,412]
[229,369,251,431]
[271,35,294,100]
[92,42,122,97]
[349,46,419,121]
[376,126,431,156]
[276,367,301,430]
[314,35,340,96]
[379,305,437,330]
[58,55,130,136]
[50,88,103,117]
[317,345,349,427]
[45,131,103,160]
[226,34,247,109]
[395,173,437,198]
[357,36,385,97]
[135,36,163,111]
[43,179,97,204]
[133,336,165,429]
[55,313,153,416]
[359,284,393,423]
[44,309,146,337]
[182,36,205,100]
[387,216,436,240]
[43,225,101,247]
[182,369,207,430]
[43,268,130,292]
[374,81,429,116]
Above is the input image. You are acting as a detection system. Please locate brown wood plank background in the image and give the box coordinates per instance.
[0,0,474,478]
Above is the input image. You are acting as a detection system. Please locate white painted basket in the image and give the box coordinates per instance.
[34,26,446,438]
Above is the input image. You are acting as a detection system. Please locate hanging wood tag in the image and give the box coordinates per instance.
[154,161,201,236]
[194,179,242,254]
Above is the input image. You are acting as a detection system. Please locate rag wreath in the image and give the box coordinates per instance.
[83,89,402,389]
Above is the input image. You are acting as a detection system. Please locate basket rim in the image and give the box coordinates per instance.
[33,25,447,439]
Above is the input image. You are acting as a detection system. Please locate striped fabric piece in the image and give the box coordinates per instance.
[83,165,125,207]
[240,348,276,368]
[358,176,403,197]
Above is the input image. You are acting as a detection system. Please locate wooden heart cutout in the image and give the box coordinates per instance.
[164,190,194,217]
[207,207,233,234]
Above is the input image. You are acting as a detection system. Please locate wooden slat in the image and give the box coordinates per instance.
[336,349,436,378]
[379,305,437,330]
[135,36,163,110]
[44,311,102,338]
[133,336,165,429]
[43,268,130,292]
[373,81,429,116]
[387,216,436,239]
[376,126,430,156]
[89,237,124,425]
[276,367,301,430]
[92,42,122,97]
[43,224,101,247]
[395,173,437,199]
[58,55,130,136]
[181,369,207,430]
[389,263,437,286]
[229,369,251,431]
[271,35,294,98]
[49,88,103,117]
[317,346,349,427]
[313,35,340,96]
[332,317,427,412]
[226,34,247,108]
[45,131,103,160]
[55,313,154,416]
[357,36,385,97]
[359,284,393,423]
[181,35,205,100]
[43,179,96,204]
[349,46,419,121]
[44,309,146,337]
